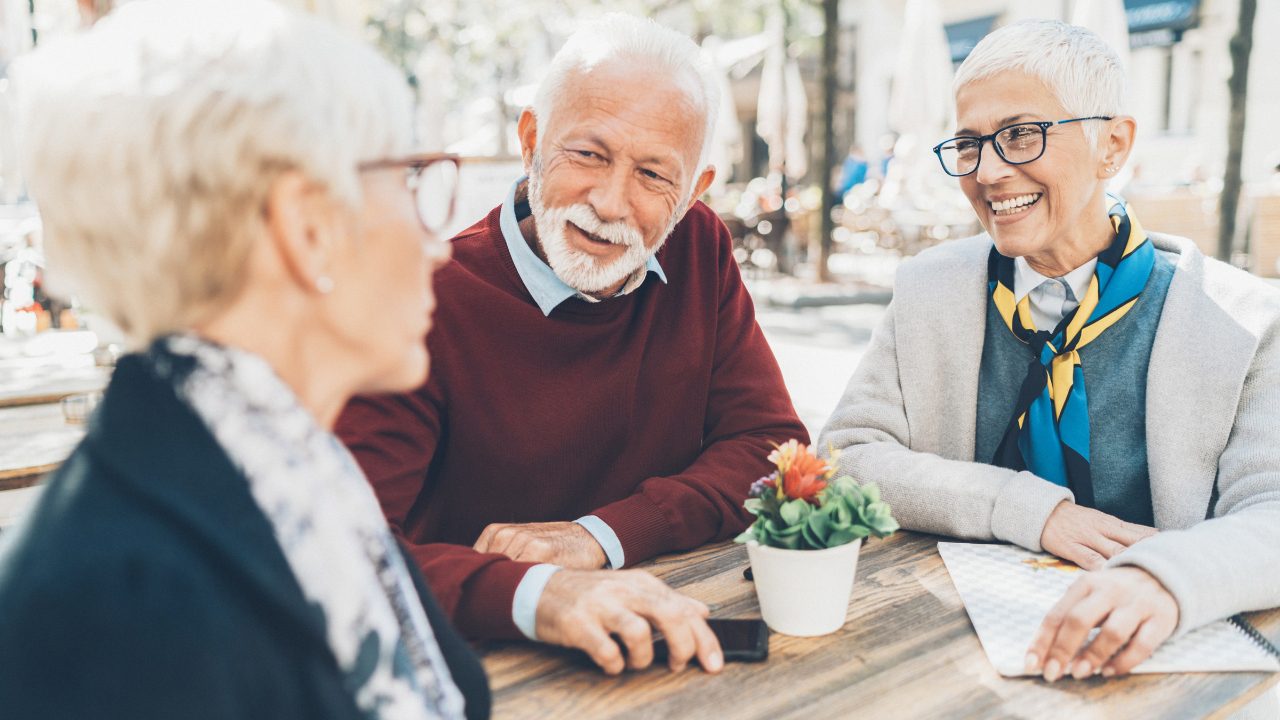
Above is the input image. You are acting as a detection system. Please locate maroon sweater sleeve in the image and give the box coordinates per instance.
[337,381,535,640]
[590,212,810,564]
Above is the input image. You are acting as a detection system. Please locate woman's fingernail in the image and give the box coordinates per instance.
[1072,661,1092,679]
[1044,659,1061,682]
[707,652,723,671]
[1102,666,1116,678]
[1024,653,1039,673]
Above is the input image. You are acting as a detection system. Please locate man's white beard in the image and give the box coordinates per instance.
[528,154,687,295]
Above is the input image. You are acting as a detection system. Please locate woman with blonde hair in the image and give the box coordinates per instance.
[0,1,486,718]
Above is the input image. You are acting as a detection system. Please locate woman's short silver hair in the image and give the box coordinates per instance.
[532,13,721,173]
[15,0,414,344]
[953,19,1125,145]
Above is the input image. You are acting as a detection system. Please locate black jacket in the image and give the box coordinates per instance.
[0,353,490,719]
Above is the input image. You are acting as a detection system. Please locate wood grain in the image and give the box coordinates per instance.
[480,533,1280,719]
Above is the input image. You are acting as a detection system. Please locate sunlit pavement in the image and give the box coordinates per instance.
[753,300,887,440]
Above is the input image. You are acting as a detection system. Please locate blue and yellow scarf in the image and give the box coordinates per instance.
[988,198,1154,507]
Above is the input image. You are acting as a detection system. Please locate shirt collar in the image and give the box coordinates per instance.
[499,177,666,316]
[1012,255,1098,304]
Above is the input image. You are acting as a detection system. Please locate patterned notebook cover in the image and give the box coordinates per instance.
[937,542,1280,676]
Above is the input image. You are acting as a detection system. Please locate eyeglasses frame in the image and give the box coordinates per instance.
[931,116,1114,178]
[357,153,462,232]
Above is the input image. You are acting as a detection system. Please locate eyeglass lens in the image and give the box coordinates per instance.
[937,124,1046,176]
[414,160,460,232]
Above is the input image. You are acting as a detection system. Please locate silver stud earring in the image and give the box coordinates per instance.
[315,275,335,294]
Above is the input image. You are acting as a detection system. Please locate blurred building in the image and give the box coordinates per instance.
[847,0,1280,270]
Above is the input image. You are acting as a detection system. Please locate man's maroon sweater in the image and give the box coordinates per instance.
[336,199,807,640]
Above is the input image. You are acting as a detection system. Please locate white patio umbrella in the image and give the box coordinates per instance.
[883,0,954,207]
[887,0,952,145]
[1071,0,1131,74]
[755,10,808,180]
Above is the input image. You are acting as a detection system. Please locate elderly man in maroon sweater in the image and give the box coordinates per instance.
[338,14,807,676]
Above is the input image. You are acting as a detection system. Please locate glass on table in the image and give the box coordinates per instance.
[60,391,102,424]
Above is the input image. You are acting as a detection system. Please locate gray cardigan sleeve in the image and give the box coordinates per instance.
[1109,316,1280,636]
[817,298,1072,552]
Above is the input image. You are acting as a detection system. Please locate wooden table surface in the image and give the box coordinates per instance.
[479,532,1280,719]
[0,401,86,489]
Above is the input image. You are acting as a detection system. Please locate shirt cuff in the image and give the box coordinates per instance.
[511,563,561,641]
[574,515,625,569]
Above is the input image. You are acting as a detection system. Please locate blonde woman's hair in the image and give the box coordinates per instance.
[15,0,414,344]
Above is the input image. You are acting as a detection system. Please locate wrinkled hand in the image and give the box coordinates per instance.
[1026,566,1179,681]
[1040,501,1158,571]
[473,521,607,569]
[535,569,724,675]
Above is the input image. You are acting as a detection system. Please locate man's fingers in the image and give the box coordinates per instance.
[606,614,654,671]
[508,537,552,563]
[650,615,697,672]
[1103,616,1173,676]
[472,524,502,553]
[688,616,724,673]
[1073,608,1142,679]
[575,622,626,675]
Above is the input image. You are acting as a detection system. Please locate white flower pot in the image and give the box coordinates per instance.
[746,538,863,637]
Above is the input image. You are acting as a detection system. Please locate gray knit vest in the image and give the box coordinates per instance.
[974,250,1178,526]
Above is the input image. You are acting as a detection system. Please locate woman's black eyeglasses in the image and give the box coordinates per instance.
[932,117,1113,177]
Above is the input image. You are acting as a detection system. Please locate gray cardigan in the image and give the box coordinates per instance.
[818,233,1280,635]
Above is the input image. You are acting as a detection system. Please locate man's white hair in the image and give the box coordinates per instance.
[953,19,1125,145]
[532,13,721,173]
[15,0,413,345]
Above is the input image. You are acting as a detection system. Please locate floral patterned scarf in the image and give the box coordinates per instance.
[154,335,465,720]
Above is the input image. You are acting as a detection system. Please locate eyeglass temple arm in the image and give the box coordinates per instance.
[1054,116,1115,126]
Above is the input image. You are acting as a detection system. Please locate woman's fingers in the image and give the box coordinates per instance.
[1039,591,1114,681]
[1072,608,1142,678]
[1026,578,1092,676]
[1103,615,1176,676]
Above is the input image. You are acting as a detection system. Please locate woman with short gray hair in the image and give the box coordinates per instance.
[820,19,1280,686]
[0,1,487,718]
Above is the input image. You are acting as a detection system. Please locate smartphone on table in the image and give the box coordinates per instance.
[652,618,770,664]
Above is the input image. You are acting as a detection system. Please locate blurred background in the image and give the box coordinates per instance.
[2,0,1279,320]
[0,0,1277,450]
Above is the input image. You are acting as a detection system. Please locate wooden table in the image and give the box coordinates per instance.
[480,532,1280,719]
[0,402,86,490]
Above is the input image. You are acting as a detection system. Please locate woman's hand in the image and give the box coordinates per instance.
[1026,566,1179,681]
[1040,501,1157,570]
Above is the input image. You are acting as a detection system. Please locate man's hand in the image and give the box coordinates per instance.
[534,569,724,675]
[1040,501,1158,571]
[473,521,607,569]
[1026,566,1179,681]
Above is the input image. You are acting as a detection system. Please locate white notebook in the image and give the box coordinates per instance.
[937,542,1280,676]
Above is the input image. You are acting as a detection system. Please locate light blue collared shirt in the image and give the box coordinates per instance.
[502,176,649,638]
[499,176,666,316]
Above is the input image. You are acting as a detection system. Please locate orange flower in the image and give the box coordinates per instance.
[782,466,827,503]
[782,445,830,502]
[790,446,829,480]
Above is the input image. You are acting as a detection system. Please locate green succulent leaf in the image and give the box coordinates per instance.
[739,476,897,549]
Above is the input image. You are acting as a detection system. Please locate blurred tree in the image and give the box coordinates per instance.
[1219,0,1255,262]
[365,0,823,161]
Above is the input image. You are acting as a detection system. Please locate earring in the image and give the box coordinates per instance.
[1105,165,1117,173]
[315,275,335,294]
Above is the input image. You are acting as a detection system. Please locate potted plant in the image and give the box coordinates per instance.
[735,440,899,636]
